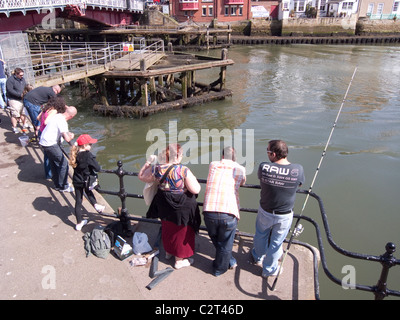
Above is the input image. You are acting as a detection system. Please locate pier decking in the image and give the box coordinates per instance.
[25,40,234,115]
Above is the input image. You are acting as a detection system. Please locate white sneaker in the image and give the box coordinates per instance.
[262,266,283,278]
[60,184,74,193]
[12,127,19,133]
[174,258,194,269]
[75,219,88,231]
[94,203,105,213]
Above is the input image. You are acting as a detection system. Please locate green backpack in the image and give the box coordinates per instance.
[83,226,111,259]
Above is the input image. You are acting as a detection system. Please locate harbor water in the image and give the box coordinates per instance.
[64,44,400,300]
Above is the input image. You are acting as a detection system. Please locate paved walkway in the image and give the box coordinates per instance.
[0,108,317,301]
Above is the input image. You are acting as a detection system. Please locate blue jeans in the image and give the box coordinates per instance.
[204,211,237,276]
[252,206,293,276]
[42,144,69,190]
[0,78,6,108]
[23,98,41,127]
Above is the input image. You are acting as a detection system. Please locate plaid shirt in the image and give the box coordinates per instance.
[203,159,246,219]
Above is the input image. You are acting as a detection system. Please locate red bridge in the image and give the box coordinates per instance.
[0,0,144,32]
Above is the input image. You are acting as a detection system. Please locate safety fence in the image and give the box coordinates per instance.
[26,39,163,85]
[367,13,399,20]
[91,160,400,300]
[5,100,399,300]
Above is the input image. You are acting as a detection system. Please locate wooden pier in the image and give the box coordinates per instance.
[26,27,232,48]
[27,41,234,116]
[92,48,234,117]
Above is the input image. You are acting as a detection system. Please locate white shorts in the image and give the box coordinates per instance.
[8,99,25,118]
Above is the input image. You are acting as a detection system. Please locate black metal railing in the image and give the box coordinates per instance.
[94,160,400,300]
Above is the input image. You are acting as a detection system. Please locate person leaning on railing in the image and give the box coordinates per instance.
[39,97,77,193]
[138,144,201,270]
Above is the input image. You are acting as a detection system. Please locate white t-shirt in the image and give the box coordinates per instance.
[39,113,68,147]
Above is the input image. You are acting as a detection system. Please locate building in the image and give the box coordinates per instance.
[357,0,400,18]
[169,0,280,23]
[166,0,399,22]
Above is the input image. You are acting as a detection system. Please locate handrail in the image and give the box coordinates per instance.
[12,39,164,83]
[92,160,400,300]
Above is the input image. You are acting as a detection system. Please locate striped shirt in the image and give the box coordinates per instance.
[203,159,246,219]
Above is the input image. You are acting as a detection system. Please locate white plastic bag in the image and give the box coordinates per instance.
[143,181,158,205]
[132,232,152,255]
[142,155,158,206]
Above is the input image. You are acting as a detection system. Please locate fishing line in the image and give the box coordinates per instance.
[271,67,358,291]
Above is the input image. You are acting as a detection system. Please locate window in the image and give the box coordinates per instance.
[231,5,237,15]
[208,5,213,16]
[367,3,374,14]
[377,3,384,14]
[238,5,243,15]
[202,5,207,15]
[295,0,305,11]
[283,1,289,10]
[393,1,399,12]
[224,5,229,15]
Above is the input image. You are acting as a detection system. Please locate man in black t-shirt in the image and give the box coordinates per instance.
[251,140,305,278]
[24,85,62,136]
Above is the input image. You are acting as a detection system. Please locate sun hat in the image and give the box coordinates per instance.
[76,134,97,146]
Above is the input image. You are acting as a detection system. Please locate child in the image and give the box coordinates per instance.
[69,134,105,231]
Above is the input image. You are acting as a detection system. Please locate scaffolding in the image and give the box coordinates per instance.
[0,31,35,86]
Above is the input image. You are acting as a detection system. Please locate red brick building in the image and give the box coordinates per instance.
[169,0,280,23]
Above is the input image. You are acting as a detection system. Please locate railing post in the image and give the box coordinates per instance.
[116,161,133,237]
[374,242,396,300]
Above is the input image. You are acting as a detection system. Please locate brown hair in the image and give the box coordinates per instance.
[46,96,67,113]
[268,140,288,160]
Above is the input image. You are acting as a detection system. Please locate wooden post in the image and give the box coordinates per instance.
[181,72,187,99]
[220,66,226,91]
[129,78,134,97]
[206,28,210,50]
[80,77,90,98]
[220,49,228,90]
[120,79,127,104]
[191,71,195,97]
[107,78,118,105]
[141,79,149,107]
[149,77,157,105]
[96,76,109,107]
[140,59,147,71]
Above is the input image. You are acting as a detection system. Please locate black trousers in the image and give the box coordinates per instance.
[74,185,96,224]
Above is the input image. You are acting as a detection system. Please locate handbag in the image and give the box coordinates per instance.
[142,165,173,205]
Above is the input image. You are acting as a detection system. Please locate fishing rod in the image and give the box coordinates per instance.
[271,67,358,291]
